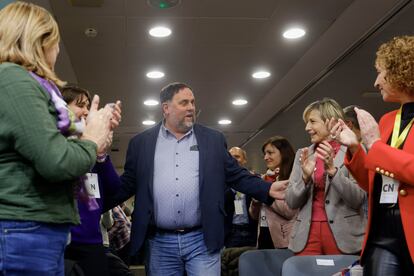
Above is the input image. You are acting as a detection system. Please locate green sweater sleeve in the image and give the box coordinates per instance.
[0,63,97,181]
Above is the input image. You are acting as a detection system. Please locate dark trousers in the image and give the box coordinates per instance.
[113,242,131,265]
[257,227,275,250]
[65,243,110,276]
[366,194,414,276]
[364,246,414,276]
[225,224,256,248]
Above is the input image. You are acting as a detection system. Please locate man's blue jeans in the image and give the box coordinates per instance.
[146,229,220,276]
[0,220,70,276]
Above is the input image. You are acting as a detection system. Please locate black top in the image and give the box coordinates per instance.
[399,102,414,132]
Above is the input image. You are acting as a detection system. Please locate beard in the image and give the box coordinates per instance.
[177,116,195,132]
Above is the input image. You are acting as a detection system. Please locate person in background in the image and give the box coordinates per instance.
[102,209,134,276]
[286,98,366,256]
[62,85,122,276]
[221,147,258,276]
[224,147,258,248]
[343,104,368,218]
[330,35,414,275]
[101,210,114,251]
[250,136,297,249]
[109,204,132,265]
[0,2,114,274]
[343,105,362,142]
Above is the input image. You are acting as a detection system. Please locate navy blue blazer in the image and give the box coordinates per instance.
[114,122,272,254]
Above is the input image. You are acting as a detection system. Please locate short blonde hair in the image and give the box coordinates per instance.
[0,1,65,87]
[303,98,344,122]
[376,35,414,95]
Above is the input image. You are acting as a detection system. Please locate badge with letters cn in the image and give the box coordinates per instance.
[85,173,101,198]
[380,175,399,204]
[234,199,244,215]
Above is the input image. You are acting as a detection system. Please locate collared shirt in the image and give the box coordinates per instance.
[153,124,200,229]
[108,206,131,251]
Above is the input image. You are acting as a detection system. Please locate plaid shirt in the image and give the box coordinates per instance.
[108,205,131,251]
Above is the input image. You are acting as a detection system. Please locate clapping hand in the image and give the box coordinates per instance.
[328,107,379,152]
[98,131,113,156]
[355,108,380,150]
[328,118,359,151]
[108,101,122,130]
[82,95,112,154]
[315,141,336,176]
[300,147,315,183]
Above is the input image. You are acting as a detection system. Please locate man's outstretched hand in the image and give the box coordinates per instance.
[269,180,289,200]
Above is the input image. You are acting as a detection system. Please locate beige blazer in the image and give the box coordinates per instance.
[250,181,297,248]
[286,145,367,254]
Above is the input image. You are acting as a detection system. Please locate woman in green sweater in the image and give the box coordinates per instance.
[0,2,117,275]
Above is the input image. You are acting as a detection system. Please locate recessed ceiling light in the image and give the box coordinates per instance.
[252,71,271,79]
[142,120,156,125]
[149,26,172,38]
[232,99,248,106]
[283,28,306,39]
[144,99,159,106]
[218,119,232,125]
[146,71,165,79]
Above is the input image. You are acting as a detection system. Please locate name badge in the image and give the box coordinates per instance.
[84,173,100,199]
[316,259,335,266]
[380,175,399,204]
[260,207,268,227]
[234,199,244,215]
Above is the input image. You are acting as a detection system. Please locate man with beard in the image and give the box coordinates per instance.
[112,82,288,275]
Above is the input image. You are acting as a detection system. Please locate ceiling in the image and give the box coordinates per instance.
[25,0,414,172]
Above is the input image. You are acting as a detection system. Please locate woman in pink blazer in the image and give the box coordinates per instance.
[249,136,297,249]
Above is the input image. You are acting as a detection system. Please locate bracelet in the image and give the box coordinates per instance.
[96,153,107,163]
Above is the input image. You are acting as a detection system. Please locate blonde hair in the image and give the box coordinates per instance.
[0,1,65,86]
[303,98,344,122]
[376,36,414,95]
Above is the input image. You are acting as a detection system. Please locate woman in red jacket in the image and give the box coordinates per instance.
[330,35,414,275]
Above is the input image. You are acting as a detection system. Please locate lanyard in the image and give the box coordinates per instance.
[390,106,414,148]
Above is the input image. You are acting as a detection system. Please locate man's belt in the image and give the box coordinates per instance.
[150,225,202,235]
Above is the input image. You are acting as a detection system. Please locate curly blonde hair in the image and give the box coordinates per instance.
[376,35,414,94]
[0,1,65,87]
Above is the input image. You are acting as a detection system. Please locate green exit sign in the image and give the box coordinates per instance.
[148,0,180,9]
